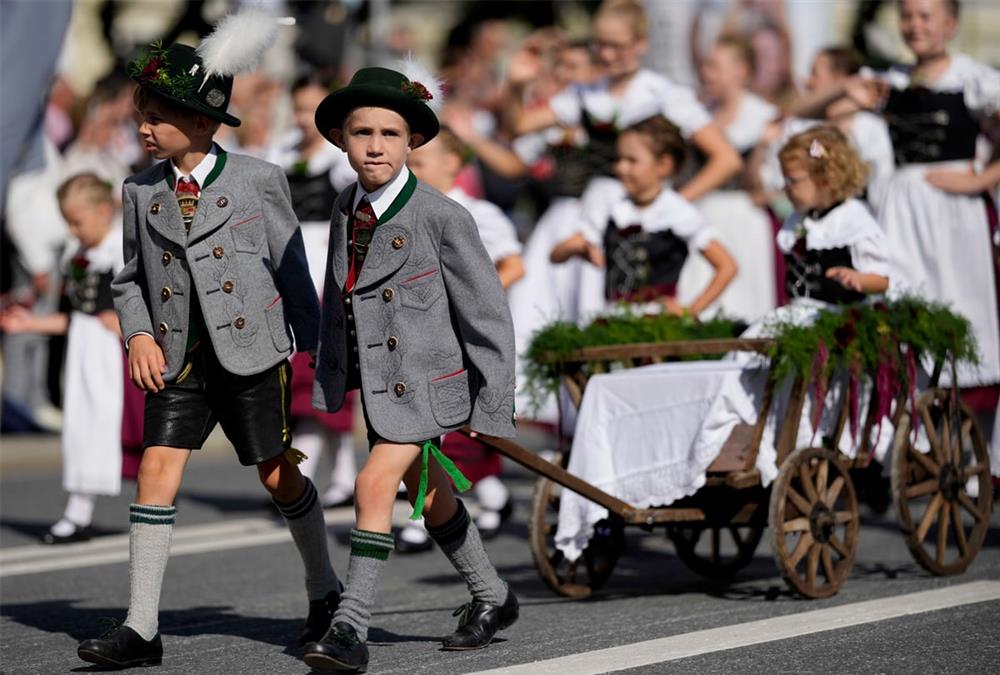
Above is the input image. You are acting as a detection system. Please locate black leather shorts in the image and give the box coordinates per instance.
[143,346,292,466]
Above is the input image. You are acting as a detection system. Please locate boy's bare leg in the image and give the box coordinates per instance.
[123,446,190,641]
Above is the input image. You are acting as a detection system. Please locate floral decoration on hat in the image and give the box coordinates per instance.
[129,41,196,98]
[401,80,433,102]
[808,139,827,160]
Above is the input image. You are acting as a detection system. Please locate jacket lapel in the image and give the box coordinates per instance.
[354,173,417,290]
[144,164,187,247]
[330,199,350,290]
[186,153,234,243]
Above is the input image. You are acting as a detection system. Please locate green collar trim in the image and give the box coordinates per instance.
[378,171,417,224]
[164,147,228,191]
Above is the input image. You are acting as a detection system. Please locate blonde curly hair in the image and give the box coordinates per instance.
[778,126,868,202]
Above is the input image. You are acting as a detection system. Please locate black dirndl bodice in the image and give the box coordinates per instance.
[66,259,115,315]
[883,87,979,165]
[783,238,865,305]
[286,164,339,223]
[603,221,689,302]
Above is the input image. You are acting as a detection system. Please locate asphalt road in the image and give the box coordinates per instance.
[1,431,999,674]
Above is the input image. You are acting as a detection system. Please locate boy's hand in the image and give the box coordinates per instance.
[128,334,167,392]
[826,266,864,292]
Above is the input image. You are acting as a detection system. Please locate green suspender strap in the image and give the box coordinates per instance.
[409,439,472,520]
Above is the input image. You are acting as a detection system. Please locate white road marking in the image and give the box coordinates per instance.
[0,502,439,577]
[468,581,1000,675]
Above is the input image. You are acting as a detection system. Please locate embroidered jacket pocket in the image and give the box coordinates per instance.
[398,268,443,311]
[428,368,471,427]
[265,296,292,352]
[231,213,265,253]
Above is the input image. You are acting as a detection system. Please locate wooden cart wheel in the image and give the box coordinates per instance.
[667,525,764,579]
[891,389,993,576]
[528,458,624,598]
[770,446,860,598]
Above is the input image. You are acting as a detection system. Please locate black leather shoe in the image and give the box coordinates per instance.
[78,623,163,669]
[43,524,94,545]
[300,587,343,646]
[303,622,369,672]
[441,589,519,651]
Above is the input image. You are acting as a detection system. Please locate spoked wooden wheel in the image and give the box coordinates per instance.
[668,524,764,579]
[891,389,993,576]
[770,447,860,598]
[528,457,624,598]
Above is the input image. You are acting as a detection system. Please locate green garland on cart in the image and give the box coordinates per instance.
[523,312,741,408]
[766,297,978,382]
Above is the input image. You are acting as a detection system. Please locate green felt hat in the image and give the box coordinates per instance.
[129,42,241,127]
[314,66,440,147]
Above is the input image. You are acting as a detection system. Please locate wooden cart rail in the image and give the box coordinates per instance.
[533,337,775,366]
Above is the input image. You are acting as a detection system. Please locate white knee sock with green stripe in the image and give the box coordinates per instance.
[332,529,394,641]
[123,504,176,641]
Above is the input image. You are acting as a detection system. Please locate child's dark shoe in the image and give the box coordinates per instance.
[441,589,519,650]
[303,622,369,672]
[42,520,94,545]
[77,623,163,669]
[300,587,343,646]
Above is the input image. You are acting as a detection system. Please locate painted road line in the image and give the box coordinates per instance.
[468,581,1000,675]
[0,502,437,577]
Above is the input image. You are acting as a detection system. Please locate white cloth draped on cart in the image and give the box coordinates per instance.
[554,302,896,562]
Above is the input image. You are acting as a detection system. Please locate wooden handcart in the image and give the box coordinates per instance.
[466,337,994,599]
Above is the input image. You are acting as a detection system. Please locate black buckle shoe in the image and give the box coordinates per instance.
[441,589,519,651]
[303,621,369,672]
[78,621,163,669]
[300,586,343,646]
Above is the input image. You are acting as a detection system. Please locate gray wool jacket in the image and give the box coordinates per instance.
[112,151,319,380]
[312,173,517,442]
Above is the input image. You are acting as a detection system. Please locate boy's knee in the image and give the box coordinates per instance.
[137,452,179,486]
[257,456,303,500]
[354,469,395,510]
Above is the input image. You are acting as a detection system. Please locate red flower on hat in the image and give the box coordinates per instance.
[140,56,164,81]
[401,80,433,102]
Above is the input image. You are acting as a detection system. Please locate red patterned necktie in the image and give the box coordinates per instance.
[345,196,377,293]
[176,176,200,230]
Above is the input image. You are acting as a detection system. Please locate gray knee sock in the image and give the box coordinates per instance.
[123,504,176,641]
[274,478,340,600]
[332,529,394,641]
[427,500,507,605]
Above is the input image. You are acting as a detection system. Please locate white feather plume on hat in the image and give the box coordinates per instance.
[392,56,445,115]
[196,8,278,89]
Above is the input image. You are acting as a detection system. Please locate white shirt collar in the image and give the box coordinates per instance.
[352,165,410,219]
[171,144,220,188]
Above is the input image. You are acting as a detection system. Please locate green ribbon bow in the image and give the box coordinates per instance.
[409,439,471,520]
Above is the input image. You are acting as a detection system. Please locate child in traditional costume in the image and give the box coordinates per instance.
[305,63,518,672]
[551,115,737,319]
[1,174,133,544]
[77,11,341,668]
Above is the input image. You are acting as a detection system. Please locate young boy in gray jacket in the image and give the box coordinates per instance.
[303,64,519,672]
[77,17,342,669]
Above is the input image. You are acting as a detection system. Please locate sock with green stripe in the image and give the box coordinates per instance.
[427,499,506,605]
[332,529,395,641]
[273,478,341,600]
[123,504,176,641]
